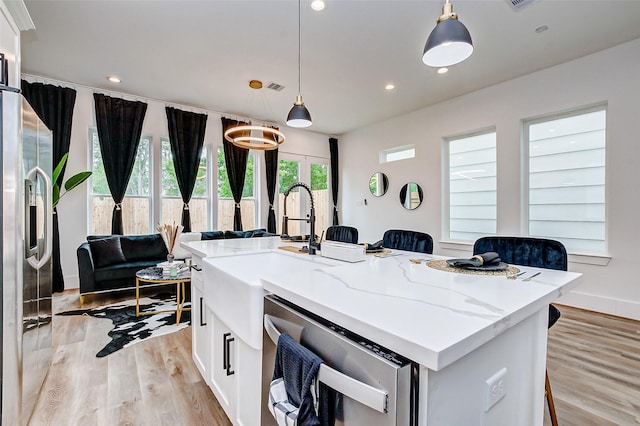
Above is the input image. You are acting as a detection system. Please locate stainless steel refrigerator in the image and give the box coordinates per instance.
[1,89,53,425]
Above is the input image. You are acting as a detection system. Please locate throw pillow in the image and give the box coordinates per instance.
[88,237,127,268]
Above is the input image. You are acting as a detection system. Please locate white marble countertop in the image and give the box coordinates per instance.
[182,236,286,259]
[183,238,582,371]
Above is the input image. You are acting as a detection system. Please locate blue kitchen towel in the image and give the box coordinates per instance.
[272,333,324,426]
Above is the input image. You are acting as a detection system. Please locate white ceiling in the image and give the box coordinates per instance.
[20,0,640,135]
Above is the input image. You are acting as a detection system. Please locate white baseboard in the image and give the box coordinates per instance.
[64,274,79,290]
[555,290,640,321]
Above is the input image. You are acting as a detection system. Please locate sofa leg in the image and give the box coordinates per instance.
[79,294,85,307]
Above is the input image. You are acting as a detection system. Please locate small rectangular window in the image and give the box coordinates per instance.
[380,145,415,164]
[447,131,497,241]
[526,106,606,253]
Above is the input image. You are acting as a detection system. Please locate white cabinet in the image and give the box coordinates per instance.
[210,314,237,419]
[209,313,263,426]
[191,257,212,386]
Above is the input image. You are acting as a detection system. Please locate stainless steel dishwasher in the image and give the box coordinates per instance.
[262,295,419,426]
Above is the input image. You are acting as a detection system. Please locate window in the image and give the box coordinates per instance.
[380,145,415,163]
[217,147,255,231]
[161,138,209,231]
[526,106,606,253]
[447,131,497,241]
[90,127,151,235]
[278,155,329,238]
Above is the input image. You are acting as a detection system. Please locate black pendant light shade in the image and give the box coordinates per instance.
[287,0,312,128]
[422,0,473,68]
[287,94,312,128]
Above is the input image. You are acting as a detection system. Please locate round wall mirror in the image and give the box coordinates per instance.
[369,172,389,197]
[399,182,423,210]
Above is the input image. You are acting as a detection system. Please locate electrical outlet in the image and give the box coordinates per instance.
[484,368,507,411]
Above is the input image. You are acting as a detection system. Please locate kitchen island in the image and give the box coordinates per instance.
[183,237,582,425]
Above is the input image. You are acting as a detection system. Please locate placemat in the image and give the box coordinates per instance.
[427,259,521,276]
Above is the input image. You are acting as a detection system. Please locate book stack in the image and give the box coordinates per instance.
[156,261,187,277]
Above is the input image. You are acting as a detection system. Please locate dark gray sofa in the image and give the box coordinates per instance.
[77,229,276,303]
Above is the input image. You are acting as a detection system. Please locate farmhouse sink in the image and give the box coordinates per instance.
[202,251,337,350]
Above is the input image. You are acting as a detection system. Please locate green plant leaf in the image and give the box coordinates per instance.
[52,184,61,209]
[52,152,68,187]
[63,171,92,191]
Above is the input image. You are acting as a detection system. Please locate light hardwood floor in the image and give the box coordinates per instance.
[30,291,640,425]
[29,290,232,426]
[545,305,640,425]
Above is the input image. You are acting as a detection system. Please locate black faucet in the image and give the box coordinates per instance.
[281,182,317,255]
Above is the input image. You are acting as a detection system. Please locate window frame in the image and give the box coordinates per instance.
[215,144,258,231]
[522,103,608,258]
[159,136,210,230]
[443,127,498,243]
[88,127,153,235]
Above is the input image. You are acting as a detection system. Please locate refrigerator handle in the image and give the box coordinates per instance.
[26,166,53,270]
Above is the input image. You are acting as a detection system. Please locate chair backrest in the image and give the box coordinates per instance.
[473,236,567,271]
[325,226,359,244]
[382,229,433,254]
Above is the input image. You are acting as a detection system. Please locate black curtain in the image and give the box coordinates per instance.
[329,137,339,225]
[221,117,250,231]
[264,129,279,234]
[21,80,77,293]
[93,94,147,234]
[166,107,208,232]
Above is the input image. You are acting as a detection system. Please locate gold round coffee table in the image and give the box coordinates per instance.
[135,267,191,324]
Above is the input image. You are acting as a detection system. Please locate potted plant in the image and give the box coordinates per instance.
[52,152,92,208]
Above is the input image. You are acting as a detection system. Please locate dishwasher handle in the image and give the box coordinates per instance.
[264,314,389,414]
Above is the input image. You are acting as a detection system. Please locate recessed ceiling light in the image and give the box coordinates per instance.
[107,76,121,83]
[437,67,449,74]
[535,25,549,34]
[311,0,325,11]
[385,84,395,91]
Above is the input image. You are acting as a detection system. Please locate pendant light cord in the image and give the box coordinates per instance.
[297,0,301,95]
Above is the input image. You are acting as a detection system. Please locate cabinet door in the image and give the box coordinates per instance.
[210,314,237,420]
[191,283,211,385]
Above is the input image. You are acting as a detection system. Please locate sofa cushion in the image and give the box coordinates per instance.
[88,237,127,268]
[94,260,161,283]
[120,234,168,261]
[201,231,225,240]
[224,230,246,239]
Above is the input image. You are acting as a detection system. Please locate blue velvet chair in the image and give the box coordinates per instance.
[382,229,433,254]
[473,236,565,426]
[325,226,358,244]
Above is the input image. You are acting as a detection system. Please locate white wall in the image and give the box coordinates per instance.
[341,38,640,320]
[21,78,331,290]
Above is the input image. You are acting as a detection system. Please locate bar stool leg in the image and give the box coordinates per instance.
[546,370,558,426]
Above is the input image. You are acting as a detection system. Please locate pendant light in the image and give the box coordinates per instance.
[422,0,473,68]
[287,0,312,128]
[225,80,286,150]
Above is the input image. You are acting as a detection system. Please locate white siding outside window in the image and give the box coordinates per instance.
[526,107,606,253]
[447,131,497,241]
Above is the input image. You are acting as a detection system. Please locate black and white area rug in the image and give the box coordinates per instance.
[57,293,190,357]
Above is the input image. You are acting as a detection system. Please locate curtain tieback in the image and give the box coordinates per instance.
[269,204,274,210]
[235,202,241,208]
[115,203,122,211]
[183,203,189,210]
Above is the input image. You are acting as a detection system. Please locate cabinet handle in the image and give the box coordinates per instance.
[199,297,207,326]
[223,332,235,376]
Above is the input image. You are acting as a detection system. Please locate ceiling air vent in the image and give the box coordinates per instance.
[505,0,537,11]
[266,82,285,92]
